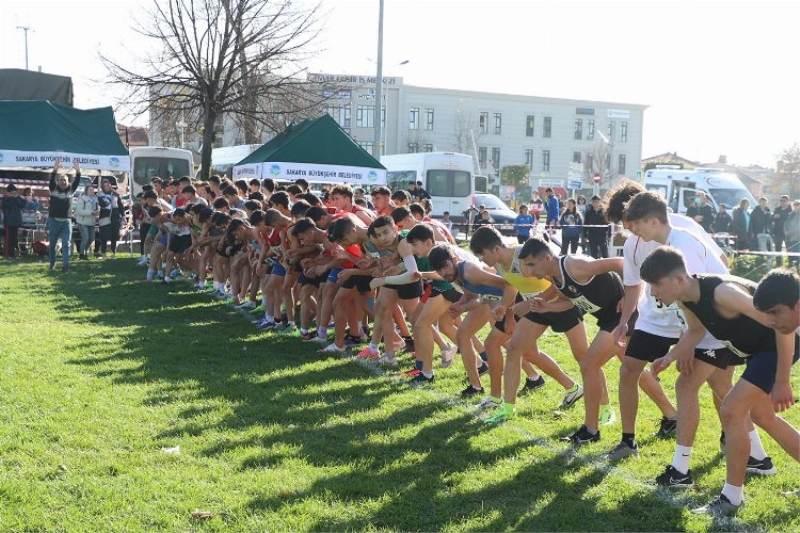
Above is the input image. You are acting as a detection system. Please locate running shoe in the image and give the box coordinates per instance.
[691,494,742,516]
[409,372,434,386]
[377,354,399,368]
[236,300,257,310]
[344,335,366,348]
[602,441,639,461]
[746,455,777,476]
[477,362,489,376]
[559,384,584,408]
[136,256,149,266]
[299,331,317,340]
[276,324,297,335]
[561,425,600,445]
[256,321,276,332]
[461,384,484,398]
[655,465,693,488]
[656,417,678,438]
[320,343,345,354]
[404,337,415,354]
[484,406,516,424]
[356,347,381,359]
[440,344,457,368]
[478,397,502,410]
[518,375,546,396]
[400,368,421,377]
[599,404,616,425]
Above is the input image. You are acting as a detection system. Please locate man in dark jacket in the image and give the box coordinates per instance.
[771,195,792,265]
[48,157,81,271]
[2,184,27,258]
[748,197,772,250]
[583,195,611,258]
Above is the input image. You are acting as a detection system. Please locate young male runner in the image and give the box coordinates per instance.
[642,250,799,515]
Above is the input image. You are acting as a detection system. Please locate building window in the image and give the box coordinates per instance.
[618,154,626,175]
[574,118,582,140]
[525,149,534,170]
[491,147,501,175]
[324,104,351,128]
[356,105,375,128]
[479,112,489,134]
[478,146,487,169]
[358,141,374,153]
[423,144,434,152]
[587,120,595,140]
[543,116,552,138]
[425,108,434,130]
[526,115,535,137]
[407,142,419,153]
[409,107,420,130]
[494,113,502,135]
[573,151,582,164]
[607,120,616,142]
[620,122,628,143]
[541,149,550,172]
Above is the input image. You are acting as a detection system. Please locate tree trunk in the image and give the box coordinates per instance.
[200,111,217,180]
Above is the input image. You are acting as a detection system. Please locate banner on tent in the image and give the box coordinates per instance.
[234,161,387,185]
[0,149,130,171]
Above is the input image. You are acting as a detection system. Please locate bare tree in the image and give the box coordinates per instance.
[582,141,617,187]
[451,101,482,154]
[101,0,325,178]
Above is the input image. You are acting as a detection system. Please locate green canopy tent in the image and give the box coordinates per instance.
[0,100,129,171]
[233,114,386,185]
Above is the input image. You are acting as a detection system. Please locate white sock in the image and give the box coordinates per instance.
[262,295,268,308]
[265,315,274,323]
[318,327,328,338]
[748,429,768,460]
[671,445,692,475]
[288,321,295,327]
[721,483,743,506]
[368,343,379,352]
[422,371,433,378]
[146,268,155,280]
[213,281,220,290]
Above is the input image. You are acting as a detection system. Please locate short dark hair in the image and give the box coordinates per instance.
[291,217,317,237]
[262,178,275,193]
[143,190,158,200]
[269,191,290,209]
[234,179,248,194]
[172,208,187,218]
[298,192,322,207]
[328,217,355,243]
[405,223,435,244]
[249,179,261,187]
[290,199,311,218]
[603,179,646,223]
[391,190,411,203]
[625,191,669,224]
[263,209,284,227]
[244,200,262,212]
[469,226,505,255]
[409,203,425,219]
[212,197,230,210]
[147,206,162,218]
[248,191,265,202]
[753,268,800,311]
[330,184,353,200]
[370,186,391,198]
[428,244,457,271]
[639,246,687,285]
[208,175,221,186]
[286,184,303,196]
[305,206,328,223]
[518,237,552,260]
[222,186,238,197]
[198,207,214,224]
[249,209,265,226]
[367,215,394,237]
[391,206,412,224]
[294,178,309,192]
[182,185,197,196]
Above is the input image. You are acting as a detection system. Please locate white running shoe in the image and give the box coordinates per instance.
[478,396,502,410]
[440,344,457,368]
[377,354,398,367]
[320,343,345,354]
[560,384,585,409]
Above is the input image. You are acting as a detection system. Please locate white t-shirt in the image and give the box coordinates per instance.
[623,216,727,348]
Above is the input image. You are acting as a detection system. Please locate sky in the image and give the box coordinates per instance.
[1,0,798,168]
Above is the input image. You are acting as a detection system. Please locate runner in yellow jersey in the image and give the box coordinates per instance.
[469,227,588,423]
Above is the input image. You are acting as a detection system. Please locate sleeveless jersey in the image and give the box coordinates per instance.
[495,244,553,301]
[682,275,775,358]
[452,260,504,300]
[555,256,624,316]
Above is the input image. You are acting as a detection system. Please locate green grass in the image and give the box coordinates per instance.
[0,256,798,532]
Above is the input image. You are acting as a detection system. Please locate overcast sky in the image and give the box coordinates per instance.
[2,0,798,168]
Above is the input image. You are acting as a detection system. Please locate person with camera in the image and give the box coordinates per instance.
[75,184,100,260]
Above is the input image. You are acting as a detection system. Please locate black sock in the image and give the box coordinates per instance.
[622,433,637,448]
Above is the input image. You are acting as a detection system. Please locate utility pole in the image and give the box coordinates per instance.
[372,0,384,159]
[17,26,31,70]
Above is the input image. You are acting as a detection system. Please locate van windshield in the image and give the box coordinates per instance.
[133,157,192,185]
[427,170,471,197]
[387,170,416,193]
[709,188,757,210]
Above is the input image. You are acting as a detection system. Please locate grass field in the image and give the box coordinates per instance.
[0,256,798,532]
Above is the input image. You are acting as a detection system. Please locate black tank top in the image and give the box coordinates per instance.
[682,274,775,358]
[555,256,624,316]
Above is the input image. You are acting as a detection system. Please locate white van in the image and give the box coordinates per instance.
[129,147,194,197]
[211,144,262,180]
[380,152,474,221]
[643,167,757,214]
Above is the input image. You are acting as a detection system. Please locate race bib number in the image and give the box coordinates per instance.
[570,295,601,314]
[648,287,680,314]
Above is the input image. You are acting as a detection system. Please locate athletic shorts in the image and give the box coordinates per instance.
[298,273,327,287]
[271,261,287,277]
[341,274,372,293]
[694,346,746,370]
[168,234,192,254]
[384,280,424,300]
[148,225,160,238]
[626,330,745,369]
[495,293,524,333]
[594,309,639,333]
[158,233,169,247]
[327,267,343,284]
[430,287,461,303]
[524,306,583,333]
[741,343,800,393]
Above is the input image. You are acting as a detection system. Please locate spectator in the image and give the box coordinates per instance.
[412,180,431,202]
[513,204,534,244]
[354,187,374,210]
[584,194,610,258]
[558,198,582,255]
[474,206,492,228]
[544,187,560,234]
[749,196,772,250]
[529,191,544,219]
[771,195,792,265]
[48,157,81,271]
[784,199,800,270]
[74,184,100,260]
[2,184,27,259]
[97,179,125,260]
[712,203,732,234]
[731,198,751,251]
[576,195,588,250]
[391,190,411,208]
[686,191,715,233]
[441,211,454,233]
[21,187,40,217]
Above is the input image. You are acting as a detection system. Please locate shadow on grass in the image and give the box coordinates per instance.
[50,260,694,531]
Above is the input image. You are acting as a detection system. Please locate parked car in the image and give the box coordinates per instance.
[472,193,517,236]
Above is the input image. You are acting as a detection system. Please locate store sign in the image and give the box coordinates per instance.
[607,109,630,119]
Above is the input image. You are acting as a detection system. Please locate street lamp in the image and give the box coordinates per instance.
[16,26,31,70]
[372,0,385,159]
